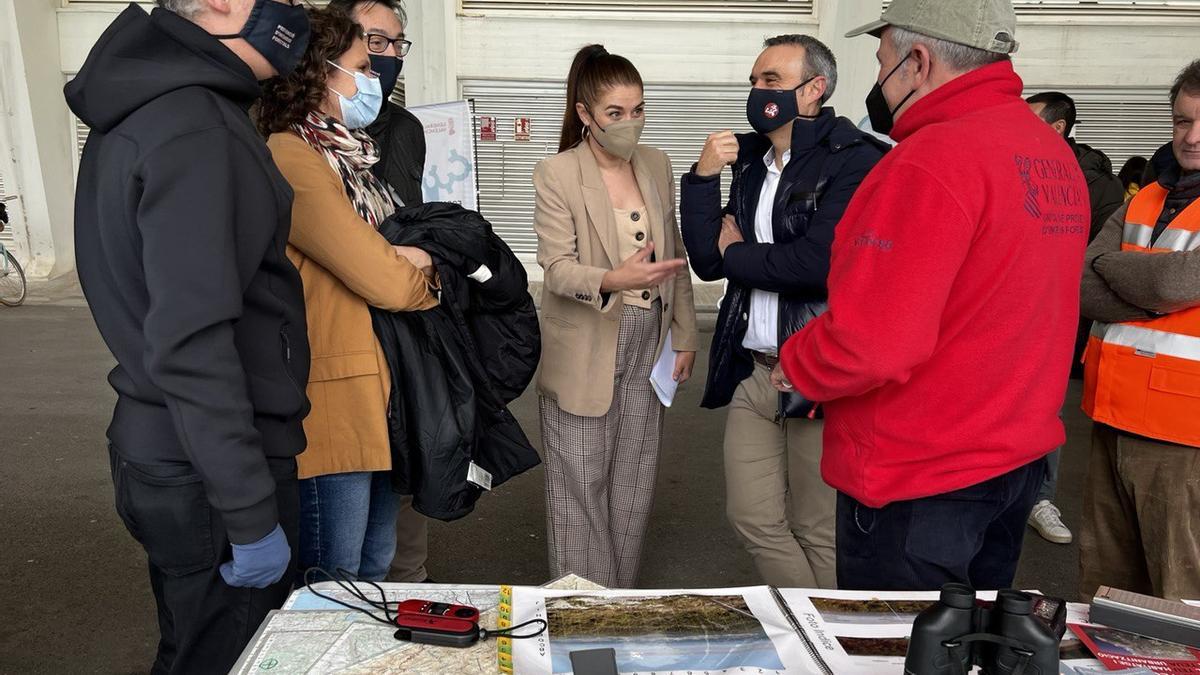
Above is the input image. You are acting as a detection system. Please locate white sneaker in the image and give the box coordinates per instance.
[1028,500,1073,544]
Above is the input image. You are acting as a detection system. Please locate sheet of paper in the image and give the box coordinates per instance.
[509,585,820,675]
[649,329,678,407]
[778,590,1100,675]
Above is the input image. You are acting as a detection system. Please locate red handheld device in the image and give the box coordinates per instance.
[393,613,480,648]
[394,599,481,623]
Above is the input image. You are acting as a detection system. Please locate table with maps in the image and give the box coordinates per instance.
[231,575,603,674]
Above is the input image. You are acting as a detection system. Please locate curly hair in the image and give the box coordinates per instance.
[256,7,363,137]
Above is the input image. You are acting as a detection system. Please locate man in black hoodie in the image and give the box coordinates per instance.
[65,1,311,671]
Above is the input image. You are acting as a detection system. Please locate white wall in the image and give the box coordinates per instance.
[2,0,75,278]
[27,0,1200,279]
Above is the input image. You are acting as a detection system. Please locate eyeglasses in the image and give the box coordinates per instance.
[365,33,412,58]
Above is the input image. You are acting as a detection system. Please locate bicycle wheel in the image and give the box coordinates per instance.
[0,249,27,307]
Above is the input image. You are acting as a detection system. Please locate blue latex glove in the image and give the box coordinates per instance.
[219,524,291,589]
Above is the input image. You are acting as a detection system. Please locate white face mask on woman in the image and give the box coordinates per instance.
[326,61,383,129]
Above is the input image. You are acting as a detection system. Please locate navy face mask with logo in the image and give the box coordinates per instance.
[746,76,815,135]
[214,0,311,80]
[369,54,403,102]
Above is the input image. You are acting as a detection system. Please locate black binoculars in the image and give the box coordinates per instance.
[904,583,1064,675]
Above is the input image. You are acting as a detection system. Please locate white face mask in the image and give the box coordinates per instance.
[326,60,383,129]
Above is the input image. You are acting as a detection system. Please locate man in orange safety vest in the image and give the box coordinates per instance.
[1079,59,1200,601]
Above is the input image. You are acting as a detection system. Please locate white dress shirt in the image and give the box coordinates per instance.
[741,147,789,354]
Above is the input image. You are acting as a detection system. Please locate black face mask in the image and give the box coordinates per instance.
[866,52,916,136]
[369,54,403,103]
[746,76,816,135]
[214,0,311,80]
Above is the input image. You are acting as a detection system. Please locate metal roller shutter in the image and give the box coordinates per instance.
[463,80,747,256]
[389,78,406,108]
[882,0,1200,16]
[1024,87,1173,167]
[0,173,12,246]
[73,114,89,177]
[68,72,89,186]
[460,0,814,14]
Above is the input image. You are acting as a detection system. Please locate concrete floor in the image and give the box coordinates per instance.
[0,296,1089,674]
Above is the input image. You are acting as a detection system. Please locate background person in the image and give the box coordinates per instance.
[774,0,1089,591]
[1118,155,1149,201]
[679,34,885,589]
[1079,60,1200,602]
[329,0,425,208]
[1023,90,1127,545]
[533,44,698,588]
[258,7,437,583]
[1027,91,1125,241]
[65,0,313,670]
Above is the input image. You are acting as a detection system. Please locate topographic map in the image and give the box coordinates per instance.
[233,583,502,674]
[233,576,604,674]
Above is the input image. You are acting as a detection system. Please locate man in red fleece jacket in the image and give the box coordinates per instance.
[775,0,1089,591]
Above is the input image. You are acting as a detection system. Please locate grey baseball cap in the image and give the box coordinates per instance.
[846,0,1019,55]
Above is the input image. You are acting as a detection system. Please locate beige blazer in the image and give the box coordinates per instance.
[533,142,699,417]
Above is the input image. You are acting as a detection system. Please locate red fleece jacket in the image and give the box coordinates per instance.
[780,61,1088,508]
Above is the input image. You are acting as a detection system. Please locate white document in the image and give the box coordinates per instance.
[509,586,820,675]
[777,589,1100,675]
[650,329,678,407]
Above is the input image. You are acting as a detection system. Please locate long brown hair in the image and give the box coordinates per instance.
[256,7,362,137]
[558,45,644,153]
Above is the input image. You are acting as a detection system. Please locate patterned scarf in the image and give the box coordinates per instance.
[292,112,395,227]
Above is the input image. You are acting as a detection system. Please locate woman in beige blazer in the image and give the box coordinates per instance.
[534,45,699,588]
[257,9,436,582]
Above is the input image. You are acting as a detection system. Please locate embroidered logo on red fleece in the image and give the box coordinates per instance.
[853,232,894,251]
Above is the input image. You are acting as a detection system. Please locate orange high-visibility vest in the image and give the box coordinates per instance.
[1082,182,1200,448]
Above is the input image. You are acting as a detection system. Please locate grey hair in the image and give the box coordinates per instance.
[763,34,838,104]
[886,26,1008,74]
[156,0,206,20]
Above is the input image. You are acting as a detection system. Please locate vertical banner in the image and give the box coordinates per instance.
[408,100,478,210]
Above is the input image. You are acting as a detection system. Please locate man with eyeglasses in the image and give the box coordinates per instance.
[329,0,434,586]
[331,0,425,209]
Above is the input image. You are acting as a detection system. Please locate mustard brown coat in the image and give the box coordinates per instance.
[268,131,437,480]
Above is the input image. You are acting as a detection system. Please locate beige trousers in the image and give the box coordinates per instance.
[724,362,837,588]
[388,495,429,582]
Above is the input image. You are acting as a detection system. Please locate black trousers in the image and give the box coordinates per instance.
[109,447,299,675]
[836,458,1046,591]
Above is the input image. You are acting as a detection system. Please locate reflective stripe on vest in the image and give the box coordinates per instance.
[1090,322,1200,361]
[1083,182,1200,448]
